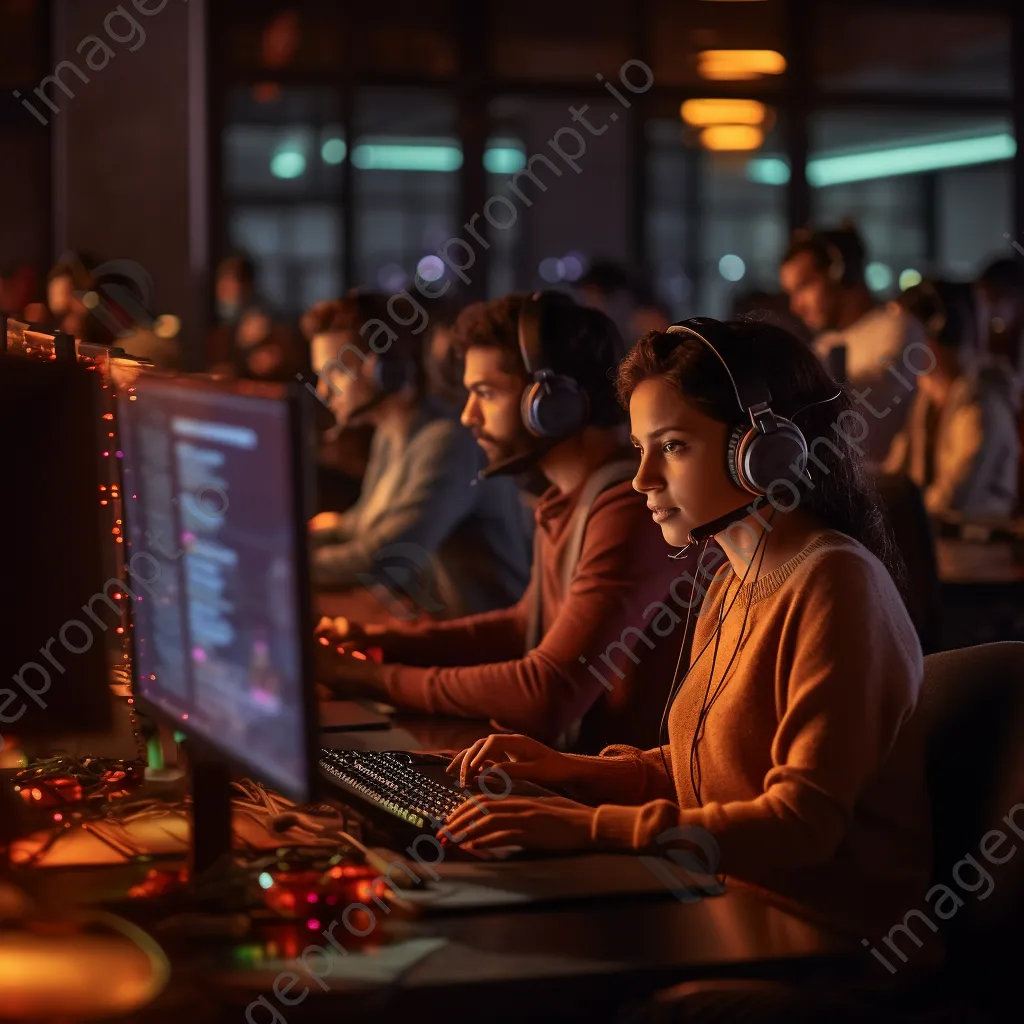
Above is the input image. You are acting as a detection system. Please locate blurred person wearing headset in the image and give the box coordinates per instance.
[442,318,930,949]
[884,279,1020,518]
[307,291,531,619]
[207,254,306,382]
[316,292,704,754]
[780,225,926,462]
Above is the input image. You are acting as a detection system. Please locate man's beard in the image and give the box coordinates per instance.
[473,425,537,469]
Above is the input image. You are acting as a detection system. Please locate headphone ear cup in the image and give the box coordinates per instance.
[740,418,809,496]
[520,375,589,438]
[726,424,749,491]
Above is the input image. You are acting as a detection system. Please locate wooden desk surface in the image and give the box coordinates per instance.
[22,861,855,1024]
[9,718,859,1022]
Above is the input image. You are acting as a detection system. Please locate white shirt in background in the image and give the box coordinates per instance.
[814,303,926,462]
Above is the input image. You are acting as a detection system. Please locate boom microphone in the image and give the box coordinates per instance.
[668,502,752,559]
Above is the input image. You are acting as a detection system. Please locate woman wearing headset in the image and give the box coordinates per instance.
[445,318,931,941]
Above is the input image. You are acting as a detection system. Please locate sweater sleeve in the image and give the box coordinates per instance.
[592,550,923,872]
[311,420,479,588]
[554,743,676,806]
[376,487,676,744]
[369,590,530,668]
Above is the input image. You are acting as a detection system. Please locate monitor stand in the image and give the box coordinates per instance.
[189,752,233,886]
[184,745,251,909]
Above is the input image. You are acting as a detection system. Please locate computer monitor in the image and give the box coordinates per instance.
[0,358,112,736]
[116,373,317,833]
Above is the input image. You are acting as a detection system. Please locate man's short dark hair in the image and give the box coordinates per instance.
[978,257,1024,294]
[452,292,627,428]
[782,226,867,287]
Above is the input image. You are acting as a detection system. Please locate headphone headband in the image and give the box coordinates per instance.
[516,291,589,440]
[518,291,557,377]
[664,318,772,422]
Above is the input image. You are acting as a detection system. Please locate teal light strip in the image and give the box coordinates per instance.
[351,144,464,172]
[746,132,1016,187]
[281,139,527,174]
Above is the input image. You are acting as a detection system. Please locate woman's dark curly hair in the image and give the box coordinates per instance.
[616,318,905,590]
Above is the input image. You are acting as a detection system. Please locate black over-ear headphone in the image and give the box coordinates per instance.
[664,317,809,496]
[518,291,590,439]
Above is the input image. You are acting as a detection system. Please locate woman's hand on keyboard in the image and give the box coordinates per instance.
[442,794,596,854]
[447,734,572,790]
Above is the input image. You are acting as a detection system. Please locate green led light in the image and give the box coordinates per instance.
[172,730,187,744]
[270,147,307,179]
[746,133,1015,188]
[484,147,527,174]
[745,157,790,185]
[321,137,347,165]
[352,143,463,172]
[258,871,274,890]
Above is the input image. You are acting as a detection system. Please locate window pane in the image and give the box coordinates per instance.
[647,115,786,319]
[484,95,634,297]
[222,86,344,314]
[815,5,1010,98]
[352,89,460,293]
[810,111,1014,292]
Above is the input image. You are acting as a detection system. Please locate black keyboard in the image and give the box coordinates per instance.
[318,749,467,833]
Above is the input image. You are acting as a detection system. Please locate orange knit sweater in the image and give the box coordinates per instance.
[565,530,932,937]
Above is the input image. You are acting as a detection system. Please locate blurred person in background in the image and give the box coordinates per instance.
[780,224,925,461]
[207,254,306,382]
[885,279,1019,518]
[38,252,97,339]
[307,290,530,619]
[976,257,1024,373]
[302,299,373,513]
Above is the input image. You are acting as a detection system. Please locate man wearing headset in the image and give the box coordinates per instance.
[317,292,705,753]
[779,224,925,462]
[307,291,531,619]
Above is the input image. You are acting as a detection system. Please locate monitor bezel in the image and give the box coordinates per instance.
[119,369,320,804]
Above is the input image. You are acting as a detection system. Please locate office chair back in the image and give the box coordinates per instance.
[920,642,1024,1009]
[873,472,942,653]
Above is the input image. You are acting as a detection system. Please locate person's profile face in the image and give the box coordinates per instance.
[780,251,836,334]
[460,347,532,466]
[311,331,375,425]
[629,378,748,549]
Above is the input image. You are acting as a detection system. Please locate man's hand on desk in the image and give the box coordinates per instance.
[314,641,388,701]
